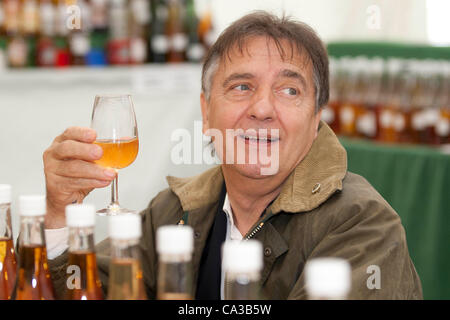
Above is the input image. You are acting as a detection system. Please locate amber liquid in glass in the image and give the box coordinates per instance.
[66,251,103,300]
[94,138,139,169]
[16,245,55,300]
[108,258,147,300]
[158,292,193,300]
[0,238,17,300]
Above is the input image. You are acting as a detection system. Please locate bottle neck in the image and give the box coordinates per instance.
[110,238,141,260]
[157,252,193,300]
[224,270,261,300]
[0,202,13,240]
[68,226,95,252]
[19,215,46,247]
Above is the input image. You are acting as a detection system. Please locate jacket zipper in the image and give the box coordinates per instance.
[244,212,275,240]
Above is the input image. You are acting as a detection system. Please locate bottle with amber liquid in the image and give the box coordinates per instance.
[166,0,187,63]
[0,185,17,300]
[107,214,147,300]
[156,225,193,300]
[65,204,103,300]
[223,240,263,300]
[14,195,55,300]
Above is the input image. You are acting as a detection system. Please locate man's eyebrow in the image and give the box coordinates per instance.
[222,73,254,88]
[278,69,307,91]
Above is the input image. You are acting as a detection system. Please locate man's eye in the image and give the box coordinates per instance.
[282,87,298,96]
[233,84,250,91]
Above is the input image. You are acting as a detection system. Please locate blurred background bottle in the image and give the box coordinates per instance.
[14,195,55,300]
[222,240,263,300]
[305,257,351,300]
[0,185,17,300]
[151,0,169,63]
[156,225,193,300]
[65,204,103,300]
[107,214,147,300]
[166,0,187,63]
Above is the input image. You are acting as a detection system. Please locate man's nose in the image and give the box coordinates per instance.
[247,87,277,122]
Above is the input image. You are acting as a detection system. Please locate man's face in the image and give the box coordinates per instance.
[201,36,322,180]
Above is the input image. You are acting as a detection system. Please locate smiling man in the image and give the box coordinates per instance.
[42,12,422,299]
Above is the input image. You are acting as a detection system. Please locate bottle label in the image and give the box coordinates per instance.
[393,113,405,132]
[152,35,169,54]
[340,105,354,125]
[70,34,90,56]
[379,110,393,128]
[171,33,188,52]
[320,106,335,124]
[186,43,205,62]
[412,111,427,131]
[357,112,377,137]
[7,38,27,67]
[435,118,450,137]
[130,37,147,63]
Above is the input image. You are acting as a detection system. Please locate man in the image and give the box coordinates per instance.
[42,12,422,299]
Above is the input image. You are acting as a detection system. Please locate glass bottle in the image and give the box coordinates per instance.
[129,0,151,64]
[185,0,204,63]
[15,195,55,300]
[166,0,187,63]
[223,240,263,300]
[108,0,130,65]
[156,225,193,300]
[107,214,147,300]
[305,257,351,300]
[151,0,169,63]
[0,185,17,300]
[65,204,103,300]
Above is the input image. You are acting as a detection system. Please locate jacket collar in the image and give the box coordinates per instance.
[167,121,347,214]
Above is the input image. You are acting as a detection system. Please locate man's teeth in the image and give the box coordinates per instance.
[242,135,278,142]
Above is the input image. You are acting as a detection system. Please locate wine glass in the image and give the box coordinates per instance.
[90,94,139,215]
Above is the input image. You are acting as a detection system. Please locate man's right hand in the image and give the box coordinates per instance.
[43,127,117,229]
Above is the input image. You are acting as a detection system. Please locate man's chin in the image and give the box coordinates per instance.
[226,163,280,179]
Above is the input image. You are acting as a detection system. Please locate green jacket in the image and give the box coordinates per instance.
[48,122,423,299]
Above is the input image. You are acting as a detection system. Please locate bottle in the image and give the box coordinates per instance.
[20,0,39,36]
[90,0,109,33]
[108,0,130,65]
[166,0,187,63]
[305,257,351,300]
[156,225,193,300]
[222,240,263,300]
[151,0,169,63]
[107,214,147,300]
[0,185,17,300]
[65,204,103,300]
[185,0,204,63]
[15,195,55,300]
[128,0,150,64]
[37,0,56,67]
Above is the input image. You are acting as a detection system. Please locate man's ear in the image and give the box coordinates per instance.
[314,108,323,139]
[200,92,210,135]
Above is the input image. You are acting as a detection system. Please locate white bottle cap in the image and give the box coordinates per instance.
[19,195,46,216]
[305,257,351,299]
[65,203,96,227]
[222,240,263,274]
[156,225,193,255]
[108,214,142,240]
[0,185,12,204]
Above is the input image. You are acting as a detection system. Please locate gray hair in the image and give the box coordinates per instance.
[201,11,329,113]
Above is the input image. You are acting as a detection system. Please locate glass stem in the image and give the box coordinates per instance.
[110,170,119,207]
